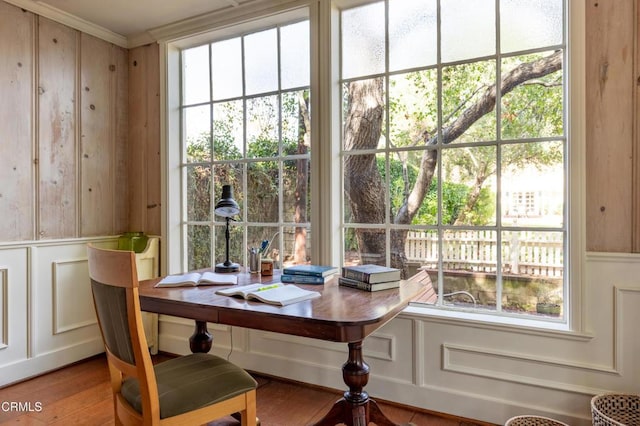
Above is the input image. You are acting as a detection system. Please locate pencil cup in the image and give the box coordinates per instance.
[249,250,261,274]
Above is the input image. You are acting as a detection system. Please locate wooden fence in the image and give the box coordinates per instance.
[405,230,564,278]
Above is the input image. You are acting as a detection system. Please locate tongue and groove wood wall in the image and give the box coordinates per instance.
[0,0,639,253]
[0,2,34,241]
[0,1,160,242]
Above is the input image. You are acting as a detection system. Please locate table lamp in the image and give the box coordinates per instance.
[214,184,240,273]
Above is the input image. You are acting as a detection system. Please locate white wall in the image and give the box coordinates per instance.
[0,238,121,387]
[158,252,640,425]
[0,236,161,387]
[1,239,638,424]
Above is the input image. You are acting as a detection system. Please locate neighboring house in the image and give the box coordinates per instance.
[503,164,564,227]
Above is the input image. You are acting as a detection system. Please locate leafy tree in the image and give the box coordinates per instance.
[186,89,311,267]
[344,50,563,274]
[385,155,494,226]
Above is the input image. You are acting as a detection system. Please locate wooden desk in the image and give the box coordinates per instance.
[139,270,430,426]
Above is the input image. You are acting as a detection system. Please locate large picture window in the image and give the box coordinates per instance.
[339,0,567,319]
[180,18,311,271]
[169,0,577,324]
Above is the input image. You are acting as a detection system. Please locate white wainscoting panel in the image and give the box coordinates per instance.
[31,244,102,356]
[0,248,28,375]
[52,259,96,334]
[156,253,640,425]
[0,267,7,348]
[613,285,640,393]
[0,238,113,387]
[441,342,613,394]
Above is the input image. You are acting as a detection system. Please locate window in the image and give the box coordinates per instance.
[338,0,568,319]
[179,17,311,271]
[166,0,581,325]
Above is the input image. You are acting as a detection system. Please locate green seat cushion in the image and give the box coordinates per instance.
[121,353,257,419]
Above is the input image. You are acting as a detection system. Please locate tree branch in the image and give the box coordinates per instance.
[397,50,563,224]
[442,50,562,144]
[522,80,562,88]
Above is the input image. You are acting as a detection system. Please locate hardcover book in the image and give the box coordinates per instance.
[338,276,400,292]
[341,264,401,283]
[155,271,238,288]
[282,264,339,277]
[280,274,332,285]
[215,283,321,306]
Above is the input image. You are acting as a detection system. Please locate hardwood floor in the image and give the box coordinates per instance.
[0,354,491,426]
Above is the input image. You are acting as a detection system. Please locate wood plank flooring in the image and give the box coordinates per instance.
[0,354,491,426]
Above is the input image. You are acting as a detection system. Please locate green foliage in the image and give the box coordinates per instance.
[422,180,493,226]
[460,187,494,225]
[247,137,278,158]
[384,155,495,226]
[389,70,437,147]
[501,52,563,139]
[187,225,211,271]
[184,45,563,269]
[184,89,311,267]
[186,134,211,162]
[213,120,242,160]
[186,165,211,222]
[441,61,497,142]
[384,53,563,229]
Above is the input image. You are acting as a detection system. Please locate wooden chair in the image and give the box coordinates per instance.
[87,245,257,426]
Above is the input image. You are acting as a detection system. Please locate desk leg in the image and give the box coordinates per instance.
[189,320,213,353]
[312,340,398,426]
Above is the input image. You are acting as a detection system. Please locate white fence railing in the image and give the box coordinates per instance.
[405,230,563,278]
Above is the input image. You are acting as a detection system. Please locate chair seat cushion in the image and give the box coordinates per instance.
[121,353,257,419]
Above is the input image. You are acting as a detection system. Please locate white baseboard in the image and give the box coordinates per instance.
[0,339,104,387]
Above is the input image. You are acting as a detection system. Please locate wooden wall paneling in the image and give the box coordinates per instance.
[127,45,149,233]
[585,0,635,252]
[634,0,640,252]
[0,3,35,242]
[79,33,114,236]
[146,45,161,236]
[128,44,161,235]
[37,18,78,239]
[113,44,129,234]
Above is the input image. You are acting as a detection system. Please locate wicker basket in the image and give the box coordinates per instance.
[591,393,640,426]
[504,415,569,426]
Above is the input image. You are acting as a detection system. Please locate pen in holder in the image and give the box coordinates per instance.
[249,248,261,274]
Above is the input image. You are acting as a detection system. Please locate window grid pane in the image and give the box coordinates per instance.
[181,20,311,270]
[340,0,567,321]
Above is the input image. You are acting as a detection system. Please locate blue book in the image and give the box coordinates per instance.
[282,264,339,278]
[280,274,331,285]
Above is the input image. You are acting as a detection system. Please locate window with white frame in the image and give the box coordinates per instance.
[168,0,580,324]
[179,18,311,271]
[338,0,568,319]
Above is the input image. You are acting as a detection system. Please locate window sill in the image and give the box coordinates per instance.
[401,303,593,341]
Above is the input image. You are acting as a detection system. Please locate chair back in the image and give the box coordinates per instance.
[87,245,159,418]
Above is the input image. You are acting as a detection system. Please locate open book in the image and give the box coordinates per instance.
[155,271,238,288]
[215,283,321,306]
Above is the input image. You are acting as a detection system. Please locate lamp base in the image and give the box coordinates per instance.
[215,262,240,273]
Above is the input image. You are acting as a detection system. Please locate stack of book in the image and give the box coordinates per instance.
[280,264,339,284]
[339,264,401,292]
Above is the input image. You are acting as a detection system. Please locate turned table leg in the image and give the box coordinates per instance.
[312,340,398,426]
[189,320,213,353]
